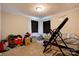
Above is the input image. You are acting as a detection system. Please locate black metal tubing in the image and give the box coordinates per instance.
[51,42,79,54]
[58,32,74,55]
[45,17,69,48]
[43,17,69,52]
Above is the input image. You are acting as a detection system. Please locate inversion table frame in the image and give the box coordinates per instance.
[43,17,79,56]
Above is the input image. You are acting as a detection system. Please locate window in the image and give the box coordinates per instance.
[31,20,38,33]
[43,20,50,33]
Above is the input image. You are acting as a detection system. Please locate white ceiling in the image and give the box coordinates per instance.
[2,3,79,18]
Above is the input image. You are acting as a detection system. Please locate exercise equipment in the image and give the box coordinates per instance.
[43,17,79,56]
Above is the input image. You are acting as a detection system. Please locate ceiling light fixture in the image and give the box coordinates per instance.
[36,7,42,12]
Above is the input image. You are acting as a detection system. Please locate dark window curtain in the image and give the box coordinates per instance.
[43,20,50,33]
[31,20,38,33]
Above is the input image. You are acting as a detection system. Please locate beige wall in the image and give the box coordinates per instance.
[0,4,1,40]
[2,12,30,39]
[2,7,79,39]
[0,12,1,40]
[51,8,79,35]
[0,12,1,34]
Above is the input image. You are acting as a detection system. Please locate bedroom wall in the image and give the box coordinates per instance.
[51,8,79,35]
[0,12,1,40]
[0,4,1,40]
[2,12,30,39]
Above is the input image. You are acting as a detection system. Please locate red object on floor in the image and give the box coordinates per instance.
[0,42,4,52]
[8,39,15,46]
[17,38,22,45]
[13,38,18,45]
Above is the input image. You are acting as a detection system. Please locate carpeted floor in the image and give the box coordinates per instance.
[2,39,44,56]
[3,44,44,56]
[1,38,79,56]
